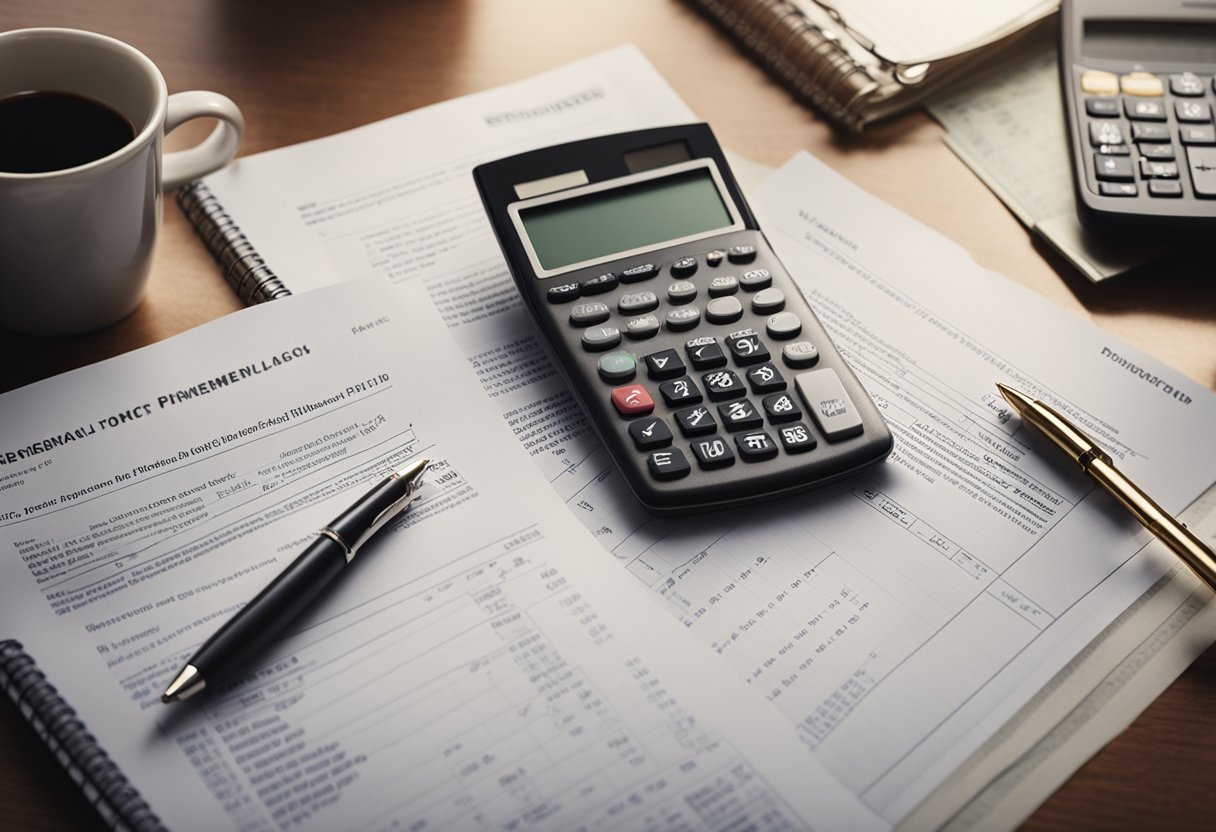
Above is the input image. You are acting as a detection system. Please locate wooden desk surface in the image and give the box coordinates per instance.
[2,1,1214,829]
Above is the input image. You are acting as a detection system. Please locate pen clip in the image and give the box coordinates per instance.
[343,459,430,558]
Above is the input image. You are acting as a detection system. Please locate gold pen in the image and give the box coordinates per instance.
[997,384,1216,592]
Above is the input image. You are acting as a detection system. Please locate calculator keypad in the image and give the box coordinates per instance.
[1078,65,1216,203]
[552,236,876,487]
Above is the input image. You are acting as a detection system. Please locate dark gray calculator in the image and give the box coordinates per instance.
[1061,0,1216,235]
[473,124,892,514]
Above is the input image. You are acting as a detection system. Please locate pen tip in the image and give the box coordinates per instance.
[161,664,206,704]
[996,383,1032,413]
[394,457,430,480]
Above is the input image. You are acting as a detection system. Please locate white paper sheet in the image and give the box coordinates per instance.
[795,0,1054,64]
[189,48,1216,825]
[0,277,885,831]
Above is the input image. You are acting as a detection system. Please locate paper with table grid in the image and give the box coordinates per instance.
[0,277,886,830]
[187,47,1216,824]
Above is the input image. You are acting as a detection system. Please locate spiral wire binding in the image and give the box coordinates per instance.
[177,181,294,305]
[0,640,166,831]
[687,0,880,131]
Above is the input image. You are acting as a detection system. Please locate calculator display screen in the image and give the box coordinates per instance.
[518,168,733,271]
[1083,20,1216,64]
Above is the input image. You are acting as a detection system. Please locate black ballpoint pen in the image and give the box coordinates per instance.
[161,457,430,703]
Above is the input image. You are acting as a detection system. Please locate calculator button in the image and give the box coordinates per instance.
[1148,180,1183,198]
[625,314,661,340]
[766,311,802,339]
[659,376,703,406]
[1120,72,1164,97]
[1080,69,1119,96]
[580,272,618,295]
[647,448,690,481]
[1085,98,1119,117]
[619,262,659,284]
[610,384,654,417]
[1131,123,1170,142]
[736,430,779,461]
[1171,72,1205,96]
[1176,100,1213,123]
[782,341,820,368]
[685,337,727,369]
[1139,143,1175,160]
[570,302,610,326]
[708,275,739,296]
[1139,159,1179,179]
[674,405,717,436]
[1089,122,1125,147]
[598,350,637,383]
[762,392,802,423]
[777,423,817,454]
[1097,144,1131,156]
[702,369,746,401]
[671,256,698,277]
[1180,125,1216,145]
[618,291,659,314]
[1185,146,1216,197]
[1093,154,1134,182]
[630,417,673,450]
[667,281,697,304]
[726,332,770,365]
[690,435,735,469]
[717,399,763,431]
[645,349,685,380]
[746,362,786,393]
[706,296,744,324]
[665,305,702,331]
[1098,182,1138,197]
[1123,98,1166,121]
[795,368,864,442]
[547,282,581,304]
[727,244,757,264]
[739,268,773,290]
[751,287,785,314]
[582,325,622,351]
[705,249,726,267]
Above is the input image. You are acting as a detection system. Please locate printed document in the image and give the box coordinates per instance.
[0,278,883,830]
[189,47,1216,824]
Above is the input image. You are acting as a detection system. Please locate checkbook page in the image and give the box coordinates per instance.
[0,278,884,831]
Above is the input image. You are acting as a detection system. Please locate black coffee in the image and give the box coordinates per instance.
[0,91,135,173]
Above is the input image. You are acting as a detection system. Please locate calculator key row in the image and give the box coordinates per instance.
[579,308,804,348]
[553,262,776,305]
[1080,70,1165,98]
[1088,122,1216,150]
[618,367,855,442]
[644,423,818,480]
[1086,98,1213,123]
[1081,70,1216,99]
[602,340,810,391]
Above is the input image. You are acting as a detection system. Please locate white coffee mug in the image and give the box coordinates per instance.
[0,28,245,336]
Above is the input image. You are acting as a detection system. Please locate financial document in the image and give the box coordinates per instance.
[190,48,1216,824]
[0,278,884,831]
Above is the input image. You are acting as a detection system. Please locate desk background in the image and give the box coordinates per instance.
[2,1,1214,829]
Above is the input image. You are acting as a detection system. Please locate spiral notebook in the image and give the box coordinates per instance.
[0,641,164,831]
[685,0,1056,130]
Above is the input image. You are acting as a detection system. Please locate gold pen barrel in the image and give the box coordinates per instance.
[1089,458,1216,593]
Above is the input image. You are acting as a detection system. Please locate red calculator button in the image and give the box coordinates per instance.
[611,384,654,417]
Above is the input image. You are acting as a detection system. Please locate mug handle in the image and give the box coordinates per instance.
[162,91,245,192]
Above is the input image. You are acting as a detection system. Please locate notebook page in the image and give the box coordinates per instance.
[806,0,1055,64]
